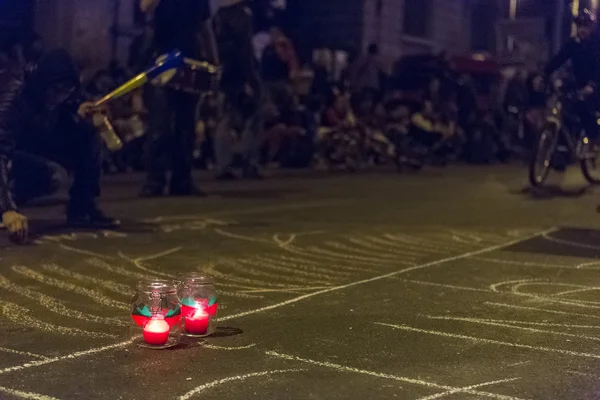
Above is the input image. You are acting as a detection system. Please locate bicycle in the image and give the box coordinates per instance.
[528,84,600,187]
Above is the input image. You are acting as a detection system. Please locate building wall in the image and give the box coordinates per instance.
[363,0,472,67]
[36,0,136,69]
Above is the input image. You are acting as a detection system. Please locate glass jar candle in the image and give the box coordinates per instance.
[130,279,182,349]
[177,273,218,337]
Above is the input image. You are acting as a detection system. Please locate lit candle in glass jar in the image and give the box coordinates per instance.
[143,318,170,346]
[184,307,210,335]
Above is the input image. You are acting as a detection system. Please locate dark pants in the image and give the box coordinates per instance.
[144,86,198,190]
[13,116,102,213]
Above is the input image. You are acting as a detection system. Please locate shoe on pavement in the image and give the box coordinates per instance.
[216,169,238,181]
[139,185,165,198]
[67,208,121,230]
[169,184,206,197]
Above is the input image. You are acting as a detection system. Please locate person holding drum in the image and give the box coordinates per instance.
[139,0,219,197]
[0,50,120,244]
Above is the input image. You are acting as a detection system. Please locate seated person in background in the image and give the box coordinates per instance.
[317,89,368,169]
[323,89,356,129]
[0,50,119,244]
[410,100,440,148]
[264,85,316,168]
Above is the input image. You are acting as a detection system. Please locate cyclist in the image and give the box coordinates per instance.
[544,9,600,142]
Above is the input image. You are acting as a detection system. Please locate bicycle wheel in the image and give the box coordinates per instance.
[581,139,600,184]
[529,123,559,188]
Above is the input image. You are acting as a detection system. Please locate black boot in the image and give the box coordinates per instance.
[169,181,206,197]
[67,204,121,229]
[215,168,238,181]
[242,165,263,180]
[139,184,165,198]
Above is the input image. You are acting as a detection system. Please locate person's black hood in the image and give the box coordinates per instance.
[27,49,80,93]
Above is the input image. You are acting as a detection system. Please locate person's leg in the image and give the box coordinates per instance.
[50,118,119,227]
[141,86,173,196]
[170,92,201,195]
[11,151,66,206]
[213,103,237,179]
[239,109,264,178]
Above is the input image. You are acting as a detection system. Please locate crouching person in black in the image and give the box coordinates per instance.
[0,50,119,244]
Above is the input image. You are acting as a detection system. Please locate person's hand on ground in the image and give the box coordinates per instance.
[2,210,28,244]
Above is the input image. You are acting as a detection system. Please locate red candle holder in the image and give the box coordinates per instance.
[143,318,170,346]
[184,308,210,335]
[177,273,218,337]
[130,280,182,349]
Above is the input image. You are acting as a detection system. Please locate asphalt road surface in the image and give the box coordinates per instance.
[2,165,600,400]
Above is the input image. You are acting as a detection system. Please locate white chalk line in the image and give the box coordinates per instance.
[12,265,128,310]
[396,278,493,293]
[506,361,531,368]
[298,245,404,265]
[0,228,552,380]
[236,286,331,294]
[146,200,345,223]
[118,251,176,279]
[375,322,600,360]
[42,264,132,295]
[136,247,183,262]
[428,315,600,329]
[219,228,555,322]
[177,369,303,400]
[471,257,572,270]
[346,237,424,258]
[383,234,464,254]
[204,263,306,289]
[58,244,114,260]
[552,287,600,296]
[251,255,353,278]
[275,249,375,273]
[237,259,340,286]
[0,275,127,327]
[202,343,257,351]
[1,301,118,339]
[0,340,132,376]
[280,245,375,268]
[566,370,597,378]
[0,347,48,360]
[398,280,600,320]
[322,241,417,262]
[221,259,331,286]
[491,280,600,309]
[266,351,524,400]
[273,233,296,247]
[214,228,274,245]
[542,233,600,251]
[0,385,61,400]
[490,279,547,292]
[485,302,600,321]
[415,377,521,400]
[423,315,600,341]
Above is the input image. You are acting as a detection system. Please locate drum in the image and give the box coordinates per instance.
[153,57,221,96]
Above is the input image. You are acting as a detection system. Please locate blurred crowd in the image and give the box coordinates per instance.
[1,25,549,179]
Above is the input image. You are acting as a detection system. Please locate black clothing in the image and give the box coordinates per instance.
[0,50,99,215]
[143,86,198,193]
[261,46,289,83]
[143,0,212,194]
[214,3,258,91]
[545,36,600,88]
[12,117,102,213]
[152,0,211,58]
